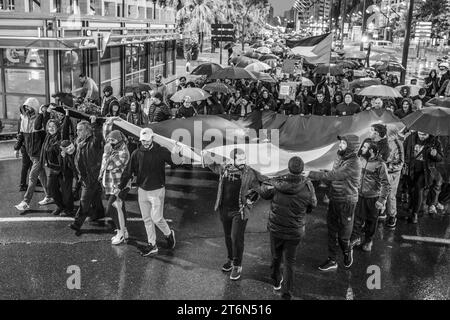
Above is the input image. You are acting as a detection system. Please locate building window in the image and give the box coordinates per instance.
[90,47,122,95]
[0,0,15,10]
[27,0,41,12]
[146,7,153,20]
[125,44,147,86]
[149,41,165,81]
[105,1,116,17]
[50,0,61,13]
[61,50,84,95]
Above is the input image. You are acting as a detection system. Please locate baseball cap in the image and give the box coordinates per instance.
[139,128,154,141]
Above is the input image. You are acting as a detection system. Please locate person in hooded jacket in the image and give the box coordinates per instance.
[304,135,362,271]
[331,91,344,116]
[257,90,278,112]
[278,97,299,116]
[106,100,126,119]
[176,97,197,118]
[99,129,130,245]
[15,99,52,212]
[335,93,361,116]
[100,86,119,117]
[260,156,317,300]
[350,139,391,252]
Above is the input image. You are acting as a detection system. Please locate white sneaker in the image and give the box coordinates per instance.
[111,230,125,245]
[111,229,128,241]
[38,197,54,206]
[15,201,30,211]
[436,203,444,211]
[111,229,119,241]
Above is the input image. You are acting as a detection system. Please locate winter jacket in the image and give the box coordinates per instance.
[424,76,439,96]
[40,115,71,172]
[148,102,171,122]
[309,134,362,203]
[99,140,130,195]
[278,102,299,115]
[15,98,47,158]
[375,138,390,162]
[257,96,278,112]
[100,95,119,117]
[74,122,104,186]
[118,143,176,192]
[176,105,197,118]
[260,174,317,240]
[386,136,404,173]
[359,156,391,205]
[335,102,361,116]
[394,108,412,119]
[311,100,332,116]
[126,110,149,126]
[209,163,261,215]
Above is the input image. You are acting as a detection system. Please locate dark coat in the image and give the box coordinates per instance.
[335,102,361,116]
[260,174,317,240]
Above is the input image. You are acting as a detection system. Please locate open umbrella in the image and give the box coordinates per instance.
[271,46,284,54]
[259,53,279,61]
[209,67,257,80]
[395,85,423,97]
[425,97,450,108]
[401,107,450,136]
[370,53,398,62]
[313,63,345,75]
[246,52,263,59]
[300,77,315,87]
[244,61,272,72]
[249,71,277,83]
[262,59,278,68]
[170,88,211,103]
[344,51,367,59]
[191,63,223,77]
[372,61,405,72]
[235,56,258,68]
[349,78,381,90]
[256,47,271,54]
[336,60,360,69]
[202,82,236,94]
[358,85,403,98]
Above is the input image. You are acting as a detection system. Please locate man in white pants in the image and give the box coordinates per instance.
[117,128,181,256]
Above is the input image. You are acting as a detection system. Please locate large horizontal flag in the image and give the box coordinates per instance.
[286,33,333,65]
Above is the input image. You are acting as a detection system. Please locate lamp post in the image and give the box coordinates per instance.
[400,0,414,84]
[340,0,347,49]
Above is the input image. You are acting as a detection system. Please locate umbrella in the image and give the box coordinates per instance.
[235,56,258,68]
[249,71,277,83]
[266,38,275,44]
[191,63,223,76]
[202,82,236,94]
[358,85,403,98]
[224,42,234,50]
[401,107,450,136]
[245,52,263,59]
[170,88,211,103]
[425,97,450,108]
[395,85,423,97]
[244,61,272,72]
[259,53,279,61]
[264,59,278,68]
[209,67,257,80]
[349,78,381,89]
[256,47,271,54]
[313,64,344,75]
[300,77,315,87]
[271,46,284,54]
[372,61,405,72]
[370,53,398,62]
[344,51,367,59]
[336,60,360,69]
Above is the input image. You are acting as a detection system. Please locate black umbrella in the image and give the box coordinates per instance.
[203,82,236,94]
[259,54,279,61]
[234,56,258,68]
[209,67,257,80]
[402,107,450,136]
[191,63,224,76]
[313,64,344,75]
[349,78,381,90]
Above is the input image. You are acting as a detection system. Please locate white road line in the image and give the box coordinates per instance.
[0,217,173,223]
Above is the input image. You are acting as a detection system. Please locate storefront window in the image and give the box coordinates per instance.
[6,95,46,120]
[3,49,45,68]
[125,44,147,86]
[61,50,83,95]
[90,47,121,94]
[5,69,45,94]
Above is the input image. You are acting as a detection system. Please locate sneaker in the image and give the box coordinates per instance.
[141,244,158,257]
[166,229,176,249]
[15,201,30,212]
[362,241,373,252]
[111,230,125,245]
[323,194,330,204]
[230,266,242,280]
[436,203,444,211]
[318,258,338,271]
[350,237,362,248]
[222,260,233,272]
[343,249,353,268]
[273,276,283,291]
[428,205,437,215]
[38,197,54,206]
[386,216,397,228]
[51,208,62,216]
[378,212,387,220]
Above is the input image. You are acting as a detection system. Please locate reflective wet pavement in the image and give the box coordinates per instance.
[0,159,449,300]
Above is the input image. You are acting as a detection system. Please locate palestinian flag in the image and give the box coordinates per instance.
[286,33,333,65]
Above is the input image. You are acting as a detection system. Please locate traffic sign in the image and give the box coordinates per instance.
[92,31,111,57]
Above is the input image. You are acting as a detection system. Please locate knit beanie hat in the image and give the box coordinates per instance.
[107,130,123,142]
[372,123,387,138]
[288,156,304,174]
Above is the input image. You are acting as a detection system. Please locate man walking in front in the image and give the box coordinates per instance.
[260,156,317,299]
[117,128,179,256]
[207,148,260,281]
[304,135,361,271]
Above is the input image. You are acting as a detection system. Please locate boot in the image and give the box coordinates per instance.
[408,212,418,224]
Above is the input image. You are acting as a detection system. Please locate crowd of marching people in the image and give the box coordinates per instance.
[10,43,450,300]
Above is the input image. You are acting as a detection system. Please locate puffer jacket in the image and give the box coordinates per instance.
[148,102,171,122]
[359,156,391,205]
[260,174,317,240]
[99,139,130,195]
[14,98,47,158]
[386,133,404,173]
[309,134,362,203]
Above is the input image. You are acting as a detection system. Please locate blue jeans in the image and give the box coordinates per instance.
[23,156,48,204]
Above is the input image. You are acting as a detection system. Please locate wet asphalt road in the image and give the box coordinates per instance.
[0,159,449,300]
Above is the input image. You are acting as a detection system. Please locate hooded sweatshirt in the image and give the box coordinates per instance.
[309,134,362,203]
[15,98,47,158]
[260,174,317,240]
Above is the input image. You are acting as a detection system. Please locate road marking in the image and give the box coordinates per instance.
[0,217,174,223]
[401,235,450,245]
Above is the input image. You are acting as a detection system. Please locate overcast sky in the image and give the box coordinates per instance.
[269,0,293,16]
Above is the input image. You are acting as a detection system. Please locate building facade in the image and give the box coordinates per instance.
[0,0,178,133]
